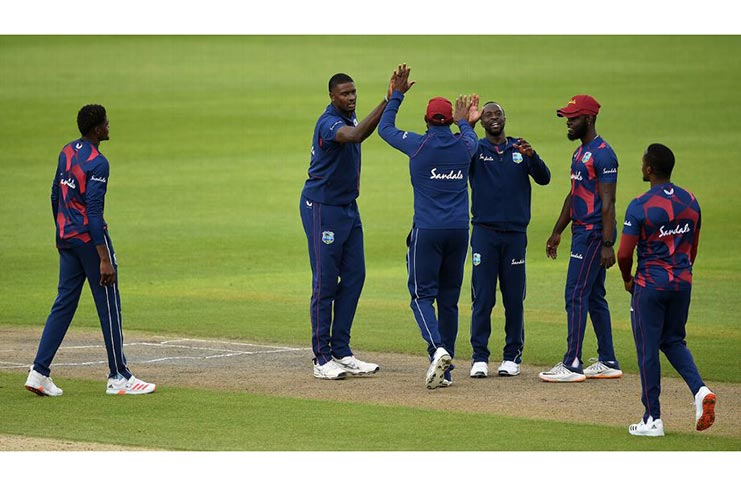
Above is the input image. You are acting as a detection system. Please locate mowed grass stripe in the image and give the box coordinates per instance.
[1,373,737,451]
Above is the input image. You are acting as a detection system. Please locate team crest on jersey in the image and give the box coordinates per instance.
[322,231,335,245]
[472,253,481,266]
[512,152,523,164]
[581,152,592,163]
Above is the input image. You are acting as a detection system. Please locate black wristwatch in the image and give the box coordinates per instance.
[602,240,614,248]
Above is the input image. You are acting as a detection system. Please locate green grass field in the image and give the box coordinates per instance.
[1,36,740,454]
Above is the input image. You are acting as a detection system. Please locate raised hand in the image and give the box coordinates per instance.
[390,63,416,94]
[467,93,482,126]
[454,94,473,122]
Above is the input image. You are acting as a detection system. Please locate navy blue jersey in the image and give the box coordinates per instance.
[51,138,109,249]
[470,137,551,232]
[622,183,701,290]
[569,135,618,231]
[379,91,478,230]
[301,103,361,205]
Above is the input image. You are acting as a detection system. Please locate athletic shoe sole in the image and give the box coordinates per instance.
[629,426,664,437]
[585,370,623,379]
[538,374,586,383]
[334,366,379,377]
[498,369,520,377]
[426,354,452,389]
[25,385,50,397]
[106,386,157,395]
[696,393,716,431]
[470,372,487,378]
[313,372,347,380]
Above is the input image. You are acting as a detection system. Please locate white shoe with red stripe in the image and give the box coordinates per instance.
[106,375,156,395]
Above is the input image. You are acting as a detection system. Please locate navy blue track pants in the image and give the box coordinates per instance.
[300,197,365,365]
[33,232,131,379]
[470,225,527,364]
[631,286,705,421]
[562,228,618,371]
[406,227,468,360]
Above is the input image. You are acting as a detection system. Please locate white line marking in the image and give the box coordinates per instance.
[0,338,312,369]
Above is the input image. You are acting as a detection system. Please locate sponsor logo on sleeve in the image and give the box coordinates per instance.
[511,258,525,265]
[570,171,583,181]
[602,167,617,175]
[570,252,584,260]
[90,175,107,183]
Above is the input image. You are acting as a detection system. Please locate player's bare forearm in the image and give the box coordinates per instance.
[336,100,388,144]
[96,244,116,286]
[546,192,572,258]
[552,192,572,235]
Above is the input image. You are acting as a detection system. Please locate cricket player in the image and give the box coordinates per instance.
[25,104,156,397]
[540,95,623,383]
[378,64,478,389]
[467,101,551,378]
[300,71,394,379]
[618,143,716,436]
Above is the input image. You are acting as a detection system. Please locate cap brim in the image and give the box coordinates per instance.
[556,107,583,118]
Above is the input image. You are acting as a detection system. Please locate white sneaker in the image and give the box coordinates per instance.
[106,375,156,395]
[440,378,452,387]
[25,368,63,397]
[538,362,586,383]
[470,361,488,378]
[426,347,452,389]
[629,416,665,437]
[694,386,716,431]
[583,358,623,379]
[313,359,348,380]
[497,360,521,377]
[333,355,379,376]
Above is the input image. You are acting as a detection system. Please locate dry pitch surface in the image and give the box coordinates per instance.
[1,326,738,450]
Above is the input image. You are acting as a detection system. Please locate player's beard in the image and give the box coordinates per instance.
[567,124,586,141]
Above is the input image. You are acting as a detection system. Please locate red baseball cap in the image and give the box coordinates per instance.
[556,94,601,118]
[425,97,453,125]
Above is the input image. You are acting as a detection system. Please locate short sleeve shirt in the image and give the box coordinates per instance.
[301,104,361,206]
[570,135,618,231]
[622,183,701,290]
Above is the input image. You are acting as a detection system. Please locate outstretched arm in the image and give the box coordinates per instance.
[379,64,422,154]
